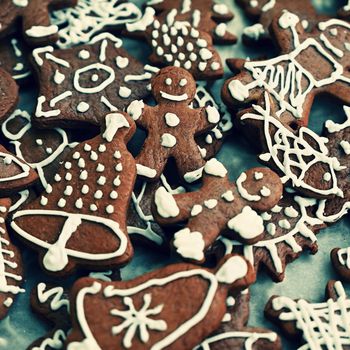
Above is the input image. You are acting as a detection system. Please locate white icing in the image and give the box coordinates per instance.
[127,100,144,121]
[173,228,205,261]
[160,133,177,148]
[191,204,203,217]
[154,187,180,218]
[204,158,227,177]
[227,206,264,240]
[102,113,129,142]
[164,113,180,127]
[221,190,234,202]
[26,25,58,38]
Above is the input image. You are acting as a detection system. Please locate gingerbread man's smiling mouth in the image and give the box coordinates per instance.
[160,91,188,101]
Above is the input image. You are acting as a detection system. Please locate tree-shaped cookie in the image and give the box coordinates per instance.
[32,33,156,129]
[241,93,346,199]
[0,198,24,320]
[0,36,31,83]
[237,0,325,44]
[265,280,350,349]
[146,0,236,44]
[66,254,255,350]
[222,11,350,136]
[0,0,77,46]
[196,291,281,350]
[125,7,224,80]
[50,0,142,49]
[11,112,136,276]
[215,191,326,282]
[2,109,77,191]
[153,158,282,263]
[127,66,221,183]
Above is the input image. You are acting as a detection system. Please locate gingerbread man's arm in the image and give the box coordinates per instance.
[126,100,153,130]
[195,106,221,135]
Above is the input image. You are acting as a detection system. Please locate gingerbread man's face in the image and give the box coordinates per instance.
[151,66,196,104]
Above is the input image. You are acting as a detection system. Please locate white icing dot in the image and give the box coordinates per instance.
[64,185,73,196]
[164,113,180,127]
[96,164,105,172]
[90,204,97,212]
[36,139,43,146]
[75,198,83,209]
[90,151,98,161]
[204,199,218,209]
[78,158,85,168]
[114,151,121,159]
[119,86,132,98]
[115,163,123,172]
[65,173,72,181]
[64,162,72,170]
[84,144,92,152]
[179,78,187,87]
[91,74,99,82]
[110,191,118,199]
[80,170,88,180]
[97,176,106,185]
[113,176,121,186]
[40,196,48,206]
[73,152,80,159]
[106,205,114,214]
[254,172,264,180]
[165,78,172,85]
[54,174,61,182]
[116,56,129,69]
[161,133,177,148]
[278,219,291,229]
[221,190,234,202]
[81,184,89,194]
[267,223,276,236]
[98,145,106,153]
[77,101,90,113]
[94,190,103,199]
[78,49,90,59]
[260,186,271,197]
[46,184,53,194]
[57,198,66,208]
[191,204,203,216]
[323,172,331,181]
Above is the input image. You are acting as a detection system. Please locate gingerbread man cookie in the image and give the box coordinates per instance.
[153,158,282,262]
[0,0,77,46]
[11,112,136,276]
[0,198,24,320]
[66,254,255,350]
[222,12,350,136]
[196,290,281,350]
[265,280,350,349]
[32,33,156,129]
[147,0,236,44]
[50,0,142,49]
[126,7,224,80]
[127,66,221,183]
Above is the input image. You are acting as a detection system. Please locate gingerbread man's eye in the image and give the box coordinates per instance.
[179,78,187,87]
[165,78,172,85]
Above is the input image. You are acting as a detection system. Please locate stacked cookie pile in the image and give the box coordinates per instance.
[0,0,349,349]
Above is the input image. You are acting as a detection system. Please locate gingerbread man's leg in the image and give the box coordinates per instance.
[173,140,206,183]
[136,138,169,181]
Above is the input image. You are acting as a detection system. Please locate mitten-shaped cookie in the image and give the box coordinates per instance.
[66,254,255,350]
[11,112,136,276]
[153,158,282,262]
[127,66,220,183]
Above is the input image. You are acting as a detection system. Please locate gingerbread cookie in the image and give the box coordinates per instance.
[196,290,281,350]
[0,198,24,320]
[147,0,236,44]
[265,280,350,349]
[2,109,77,191]
[0,143,38,196]
[153,158,282,262]
[222,12,350,136]
[32,33,157,129]
[237,0,325,44]
[0,36,31,82]
[50,0,142,49]
[11,112,136,275]
[128,66,220,182]
[331,247,350,282]
[66,254,255,350]
[0,67,19,124]
[28,270,120,350]
[127,174,185,248]
[125,7,224,80]
[315,106,350,223]
[214,191,326,282]
[0,0,77,46]
[241,93,345,199]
